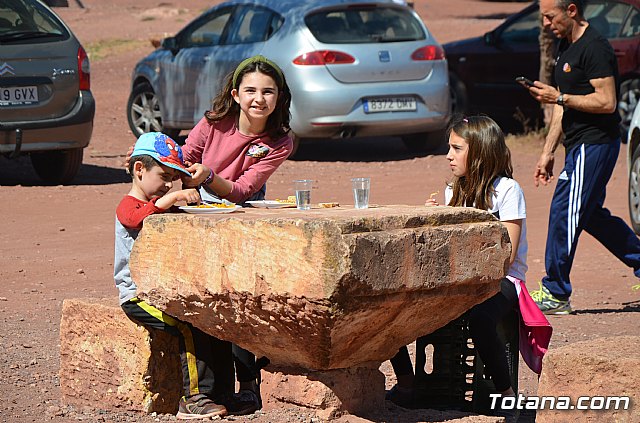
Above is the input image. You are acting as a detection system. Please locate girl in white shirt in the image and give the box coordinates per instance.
[389,116,549,421]
[427,115,525,402]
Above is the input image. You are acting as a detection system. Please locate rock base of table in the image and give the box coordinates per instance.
[261,364,385,419]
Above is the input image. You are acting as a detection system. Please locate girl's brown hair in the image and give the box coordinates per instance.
[204,58,292,140]
[447,115,513,211]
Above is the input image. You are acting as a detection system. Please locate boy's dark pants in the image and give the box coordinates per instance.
[121,297,234,399]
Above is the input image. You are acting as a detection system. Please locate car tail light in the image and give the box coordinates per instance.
[293,50,355,65]
[77,46,90,90]
[411,45,445,61]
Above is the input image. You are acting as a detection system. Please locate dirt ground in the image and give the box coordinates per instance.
[1,0,639,422]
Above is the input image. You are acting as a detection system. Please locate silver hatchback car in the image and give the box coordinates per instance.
[127,0,450,153]
[0,0,94,184]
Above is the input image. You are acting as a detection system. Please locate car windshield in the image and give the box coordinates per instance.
[305,5,425,44]
[584,1,632,38]
[501,7,539,44]
[0,0,67,41]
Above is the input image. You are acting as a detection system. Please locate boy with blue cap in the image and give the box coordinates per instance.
[114,132,231,419]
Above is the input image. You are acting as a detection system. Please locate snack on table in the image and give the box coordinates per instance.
[276,196,296,204]
[319,202,339,208]
[189,203,236,209]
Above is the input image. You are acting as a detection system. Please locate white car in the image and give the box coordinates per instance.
[127,0,450,154]
[627,102,640,233]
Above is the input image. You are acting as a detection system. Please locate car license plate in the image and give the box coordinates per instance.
[0,86,39,106]
[363,97,416,113]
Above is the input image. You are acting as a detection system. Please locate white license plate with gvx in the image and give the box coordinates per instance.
[363,97,416,113]
[0,86,39,106]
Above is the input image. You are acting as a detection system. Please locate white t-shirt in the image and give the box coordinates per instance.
[444,176,528,281]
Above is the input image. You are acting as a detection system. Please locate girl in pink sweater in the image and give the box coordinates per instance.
[182,55,293,204]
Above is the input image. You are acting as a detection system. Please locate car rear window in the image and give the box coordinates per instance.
[305,5,425,44]
[0,0,68,40]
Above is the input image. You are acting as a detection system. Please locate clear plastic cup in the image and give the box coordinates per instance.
[294,179,313,210]
[351,177,370,209]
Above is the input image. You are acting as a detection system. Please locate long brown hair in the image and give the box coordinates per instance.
[204,58,292,140]
[447,115,513,211]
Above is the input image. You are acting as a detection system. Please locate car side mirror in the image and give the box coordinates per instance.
[484,31,496,46]
[161,37,179,54]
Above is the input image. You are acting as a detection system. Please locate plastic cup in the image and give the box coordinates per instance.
[351,177,370,209]
[294,179,313,210]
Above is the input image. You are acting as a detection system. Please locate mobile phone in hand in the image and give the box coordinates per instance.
[515,76,535,88]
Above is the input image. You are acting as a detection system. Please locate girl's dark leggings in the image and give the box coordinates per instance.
[390,278,518,393]
[469,278,518,392]
[233,344,257,383]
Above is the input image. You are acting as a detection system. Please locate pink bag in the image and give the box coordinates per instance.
[507,277,553,374]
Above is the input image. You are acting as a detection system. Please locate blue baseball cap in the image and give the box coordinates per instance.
[131,132,191,176]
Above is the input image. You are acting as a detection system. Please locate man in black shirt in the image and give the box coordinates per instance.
[524,0,640,314]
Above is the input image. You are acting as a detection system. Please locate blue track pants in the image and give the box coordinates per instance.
[542,141,640,298]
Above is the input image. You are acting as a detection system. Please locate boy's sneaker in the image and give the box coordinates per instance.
[223,389,262,415]
[176,394,227,420]
[530,284,572,315]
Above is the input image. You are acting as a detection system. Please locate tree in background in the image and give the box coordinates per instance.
[539,17,555,126]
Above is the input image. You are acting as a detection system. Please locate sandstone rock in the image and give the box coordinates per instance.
[536,336,640,422]
[130,205,510,370]
[261,364,385,420]
[59,298,181,413]
[59,299,384,417]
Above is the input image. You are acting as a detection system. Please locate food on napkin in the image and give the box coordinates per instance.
[319,202,339,208]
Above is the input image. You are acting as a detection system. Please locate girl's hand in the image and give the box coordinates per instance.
[425,191,440,206]
[182,163,209,187]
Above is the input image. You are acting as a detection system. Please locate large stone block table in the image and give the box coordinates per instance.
[130,205,511,415]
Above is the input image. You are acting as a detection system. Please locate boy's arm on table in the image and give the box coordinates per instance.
[116,197,164,230]
[154,189,200,210]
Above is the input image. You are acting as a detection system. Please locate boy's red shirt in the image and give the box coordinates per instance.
[116,195,165,230]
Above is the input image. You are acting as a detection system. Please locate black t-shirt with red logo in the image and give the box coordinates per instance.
[553,24,621,150]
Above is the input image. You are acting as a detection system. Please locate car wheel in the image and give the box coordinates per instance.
[31,148,83,185]
[402,129,446,153]
[619,78,640,142]
[127,82,180,139]
[449,72,468,116]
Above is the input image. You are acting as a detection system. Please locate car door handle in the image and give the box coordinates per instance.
[614,50,626,57]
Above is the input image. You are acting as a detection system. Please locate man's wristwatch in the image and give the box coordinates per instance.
[203,169,214,186]
[556,93,565,106]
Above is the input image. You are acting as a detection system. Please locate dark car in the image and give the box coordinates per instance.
[0,0,94,184]
[444,0,640,134]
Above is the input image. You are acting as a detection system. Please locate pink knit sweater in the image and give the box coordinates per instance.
[182,116,293,203]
